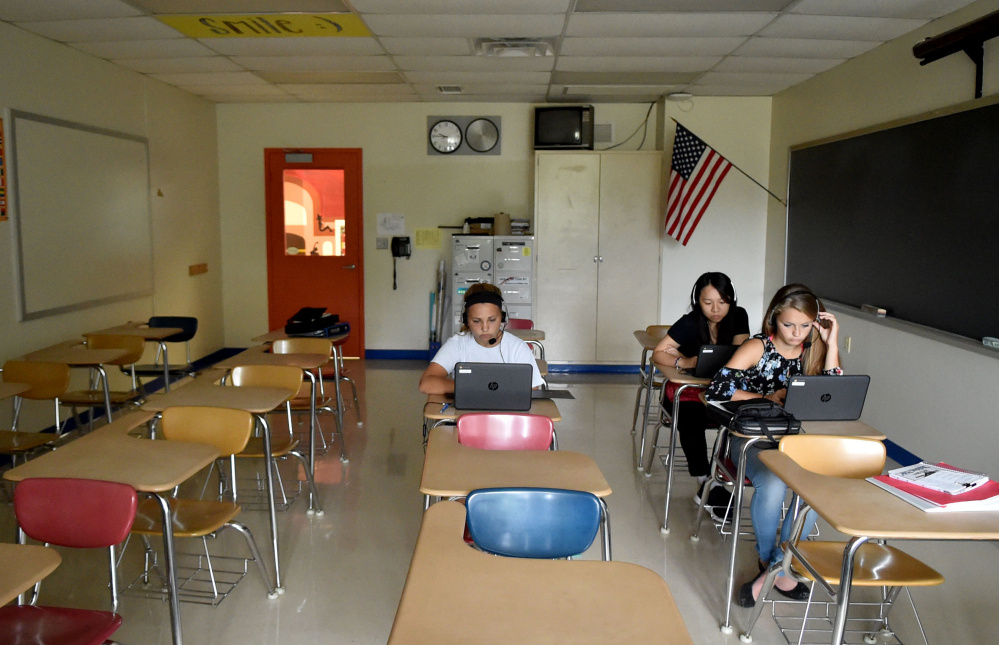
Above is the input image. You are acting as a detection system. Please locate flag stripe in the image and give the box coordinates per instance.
[664,124,734,246]
[681,163,732,245]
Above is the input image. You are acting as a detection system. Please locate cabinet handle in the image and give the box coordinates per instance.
[593,256,598,263]
[597,256,604,263]
[343,264,356,270]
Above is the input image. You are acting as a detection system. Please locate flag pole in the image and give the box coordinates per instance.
[670,118,787,207]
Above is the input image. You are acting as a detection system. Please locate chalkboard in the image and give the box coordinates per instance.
[10,111,153,320]
[786,101,999,342]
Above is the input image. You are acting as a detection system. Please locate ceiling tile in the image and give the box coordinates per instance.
[150,71,269,85]
[114,56,244,74]
[760,14,926,41]
[256,71,405,84]
[380,38,472,55]
[567,13,778,37]
[362,14,566,37]
[688,84,784,95]
[280,83,418,97]
[198,36,384,56]
[131,0,349,12]
[413,82,547,92]
[70,39,218,59]
[393,56,555,72]
[419,92,548,102]
[559,36,747,56]
[16,16,183,42]
[694,70,814,87]
[0,0,142,22]
[576,0,794,11]
[207,93,299,102]
[552,70,698,84]
[557,56,721,73]
[352,0,569,13]
[184,83,292,96]
[403,71,552,84]
[232,55,396,71]
[715,56,843,74]
[790,0,979,20]
[734,36,879,58]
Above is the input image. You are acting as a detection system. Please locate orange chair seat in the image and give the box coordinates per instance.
[791,541,945,587]
[0,430,55,453]
[61,389,144,406]
[132,498,242,538]
[239,435,300,458]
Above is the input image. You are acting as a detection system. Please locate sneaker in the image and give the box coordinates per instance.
[705,486,733,523]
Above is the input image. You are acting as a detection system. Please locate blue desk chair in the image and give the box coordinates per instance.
[465,487,608,560]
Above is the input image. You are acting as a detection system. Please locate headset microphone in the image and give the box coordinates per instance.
[488,337,498,345]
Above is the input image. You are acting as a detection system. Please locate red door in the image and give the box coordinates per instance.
[264,148,364,357]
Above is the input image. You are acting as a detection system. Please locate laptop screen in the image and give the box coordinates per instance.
[453,362,533,411]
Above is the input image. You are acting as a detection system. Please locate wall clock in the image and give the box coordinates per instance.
[465,118,499,153]
[427,116,502,156]
[429,119,462,154]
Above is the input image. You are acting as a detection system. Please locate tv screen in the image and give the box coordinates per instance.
[534,106,593,150]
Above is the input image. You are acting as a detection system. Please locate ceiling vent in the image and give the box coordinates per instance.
[473,38,554,58]
[437,85,463,95]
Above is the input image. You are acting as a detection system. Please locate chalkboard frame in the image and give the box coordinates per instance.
[785,96,999,347]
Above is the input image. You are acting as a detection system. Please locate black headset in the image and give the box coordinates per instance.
[461,290,507,326]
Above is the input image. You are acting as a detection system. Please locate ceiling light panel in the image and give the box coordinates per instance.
[115,56,244,74]
[715,56,843,74]
[150,71,268,85]
[0,0,142,22]
[560,36,747,56]
[734,36,879,58]
[197,37,384,57]
[361,14,565,37]
[686,84,784,95]
[403,71,551,84]
[760,14,926,41]
[790,0,979,20]
[552,70,698,84]
[576,0,794,10]
[393,56,555,72]
[556,56,722,72]
[232,56,396,71]
[17,16,183,42]
[567,13,778,37]
[70,39,218,59]
[351,0,569,13]
[279,83,417,97]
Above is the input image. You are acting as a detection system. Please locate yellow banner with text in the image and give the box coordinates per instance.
[158,13,371,38]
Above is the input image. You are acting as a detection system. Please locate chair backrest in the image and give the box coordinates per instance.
[14,478,138,548]
[85,334,146,366]
[160,406,255,457]
[457,413,554,450]
[505,318,534,330]
[779,435,886,479]
[230,364,303,394]
[465,487,602,559]
[2,360,71,400]
[148,316,198,343]
[646,324,672,340]
[272,337,333,357]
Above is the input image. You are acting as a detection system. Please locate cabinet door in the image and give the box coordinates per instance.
[535,153,600,362]
[596,153,662,362]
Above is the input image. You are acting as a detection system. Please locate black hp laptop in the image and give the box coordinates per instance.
[692,344,738,378]
[782,375,871,421]
[453,362,533,411]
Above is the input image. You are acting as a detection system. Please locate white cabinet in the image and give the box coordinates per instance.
[534,152,662,363]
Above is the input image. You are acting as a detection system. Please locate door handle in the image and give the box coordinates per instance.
[343,264,356,270]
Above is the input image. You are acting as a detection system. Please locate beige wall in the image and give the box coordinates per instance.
[768,0,999,472]
[217,99,772,350]
[0,22,223,431]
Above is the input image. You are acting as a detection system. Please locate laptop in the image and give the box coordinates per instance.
[453,362,533,411]
[783,375,871,421]
[692,344,738,378]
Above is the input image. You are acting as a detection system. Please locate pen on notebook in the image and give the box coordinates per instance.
[440,403,450,412]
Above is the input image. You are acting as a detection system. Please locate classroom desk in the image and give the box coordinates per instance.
[5,411,218,645]
[21,342,128,423]
[758,450,999,645]
[141,384,300,593]
[0,543,62,607]
[84,322,183,392]
[387,500,693,645]
[700,412,888,636]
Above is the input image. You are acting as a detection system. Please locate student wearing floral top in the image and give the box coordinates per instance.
[706,284,842,607]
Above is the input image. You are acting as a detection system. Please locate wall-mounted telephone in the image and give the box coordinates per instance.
[391,236,412,258]
[391,236,411,290]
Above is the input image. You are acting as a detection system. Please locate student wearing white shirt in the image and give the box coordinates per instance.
[419,283,544,394]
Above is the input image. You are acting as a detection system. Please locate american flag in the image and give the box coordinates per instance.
[665,124,733,246]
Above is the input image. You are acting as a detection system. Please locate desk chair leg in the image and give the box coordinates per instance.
[152,492,185,645]
[225,521,278,599]
[660,418,679,534]
[720,436,764,635]
[739,563,785,642]
[599,498,612,562]
[257,416,283,595]
[631,376,647,435]
[831,536,869,644]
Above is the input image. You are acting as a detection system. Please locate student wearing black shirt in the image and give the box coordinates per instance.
[652,273,750,490]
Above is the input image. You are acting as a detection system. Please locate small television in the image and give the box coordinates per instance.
[533,105,594,150]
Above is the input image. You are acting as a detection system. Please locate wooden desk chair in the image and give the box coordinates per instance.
[465,487,607,560]
[133,315,199,378]
[229,365,323,514]
[2,361,71,435]
[740,435,944,645]
[631,324,670,435]
[62,334,146,431]
[12,476,137,620]
[128,406,277,604]
[272,337,348,463]
[457,412,557,450]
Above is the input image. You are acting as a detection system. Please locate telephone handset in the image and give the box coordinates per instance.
[391,236,411,290]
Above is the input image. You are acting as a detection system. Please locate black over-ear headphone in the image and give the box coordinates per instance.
[461,289,507,326]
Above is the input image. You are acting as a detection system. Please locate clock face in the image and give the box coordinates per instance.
[429,119,462,154]
[465,118,499,153]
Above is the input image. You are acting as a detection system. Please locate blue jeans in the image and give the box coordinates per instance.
[730,436,817,566]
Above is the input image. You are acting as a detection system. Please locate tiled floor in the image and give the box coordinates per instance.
[4,359,997,644]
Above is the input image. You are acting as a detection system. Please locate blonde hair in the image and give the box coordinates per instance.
[762,284,827,375]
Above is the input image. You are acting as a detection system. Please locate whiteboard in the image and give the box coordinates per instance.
[10,111,153,320]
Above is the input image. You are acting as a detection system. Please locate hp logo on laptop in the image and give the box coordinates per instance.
[820,394,832,402]
[488,381,499,390]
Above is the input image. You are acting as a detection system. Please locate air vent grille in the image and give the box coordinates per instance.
[437,85,462,94]
[593,123,613,144]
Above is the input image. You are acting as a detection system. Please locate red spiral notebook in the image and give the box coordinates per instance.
[868,463,999,513]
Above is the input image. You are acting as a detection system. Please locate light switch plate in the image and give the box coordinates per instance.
[376,237,388,250]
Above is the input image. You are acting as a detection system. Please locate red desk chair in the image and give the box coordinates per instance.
[1,477,138,645]
[456,412,556,451]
